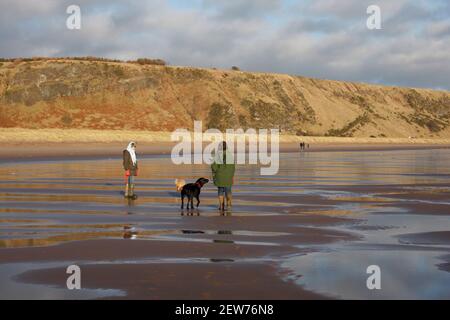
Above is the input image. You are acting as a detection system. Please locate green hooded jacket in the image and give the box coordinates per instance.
[211,151,235,187]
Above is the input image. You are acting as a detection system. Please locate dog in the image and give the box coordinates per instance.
[175,178,209,209]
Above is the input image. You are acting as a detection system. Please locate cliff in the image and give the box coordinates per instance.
[1,58,449,138]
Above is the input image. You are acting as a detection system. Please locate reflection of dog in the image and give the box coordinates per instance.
[175,178,209,209]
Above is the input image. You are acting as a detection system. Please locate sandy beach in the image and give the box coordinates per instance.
[2,0,450,306]
[0,145,449,299]
[1,141,450,162]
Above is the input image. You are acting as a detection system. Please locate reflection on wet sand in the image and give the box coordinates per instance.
[181,209,201,216]
[0,149,449,299]
[0,228,175,248]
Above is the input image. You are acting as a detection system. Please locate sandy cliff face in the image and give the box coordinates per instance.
[1,58,449,138]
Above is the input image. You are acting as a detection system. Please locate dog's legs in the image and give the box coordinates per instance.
[196,196,200,208]
[181,194,184,209]
[190,197,194,210]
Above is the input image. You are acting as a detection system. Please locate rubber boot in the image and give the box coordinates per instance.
[226,194,232,210]
[218,196,225,211]
[124,184,130,198]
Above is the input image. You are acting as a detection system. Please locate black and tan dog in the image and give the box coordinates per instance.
[176,178,209,209]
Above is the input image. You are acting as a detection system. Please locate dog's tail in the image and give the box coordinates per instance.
[175,179,186,192]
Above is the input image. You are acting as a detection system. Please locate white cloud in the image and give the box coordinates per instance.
[0,0,448,90]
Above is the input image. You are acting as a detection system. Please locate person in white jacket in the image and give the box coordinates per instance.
[123,141,138,199]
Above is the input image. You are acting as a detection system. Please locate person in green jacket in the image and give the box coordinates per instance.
[211,141,235,211]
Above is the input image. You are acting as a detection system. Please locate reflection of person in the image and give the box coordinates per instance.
[123,141,138,200]
[211,141,235,211]
[123,225,137,239]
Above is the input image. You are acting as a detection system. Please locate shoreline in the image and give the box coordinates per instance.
[0,141,449,162]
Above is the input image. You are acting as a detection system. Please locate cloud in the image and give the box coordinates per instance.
[202,0,282,19]
[0,0,448,90]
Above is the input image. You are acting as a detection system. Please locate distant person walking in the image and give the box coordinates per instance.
[299,142,309,151]
[211,141,235,211]
[123,141,139,200]
[300,142,305,151]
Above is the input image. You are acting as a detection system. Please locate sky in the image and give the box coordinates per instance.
[0,0,449,90]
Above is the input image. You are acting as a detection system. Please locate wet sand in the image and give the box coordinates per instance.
[1,142,449,162]
[16,263,326,300]
[437,255,450,273]
[396,232,450,246]
[0,148,449,299]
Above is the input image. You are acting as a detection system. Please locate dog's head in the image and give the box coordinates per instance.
[195,178,209,188]
[175,179,186,192]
